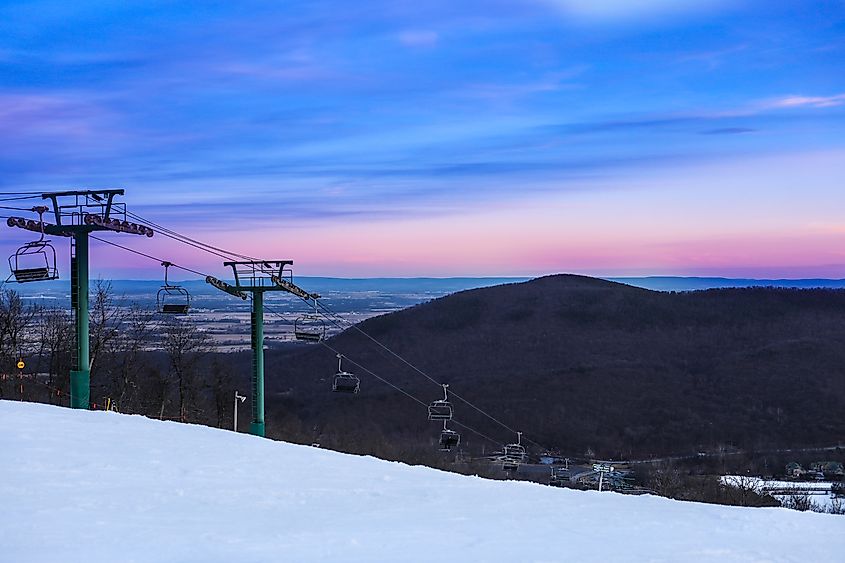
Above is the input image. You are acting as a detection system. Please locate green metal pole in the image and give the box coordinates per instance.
[249,290,265,436]
[70,230,90,409]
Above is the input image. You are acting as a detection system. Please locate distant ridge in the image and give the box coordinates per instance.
[611,276,845,291]
[8,276,845,297]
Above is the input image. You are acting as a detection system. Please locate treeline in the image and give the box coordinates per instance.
[0,284,249,429]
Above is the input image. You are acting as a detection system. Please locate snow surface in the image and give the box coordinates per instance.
[2,401,844,563]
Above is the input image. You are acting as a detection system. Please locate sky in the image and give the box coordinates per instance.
[0,0,844,279]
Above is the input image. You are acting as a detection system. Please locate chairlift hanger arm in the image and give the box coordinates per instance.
[206,275,248,300]
[271,274,319,300]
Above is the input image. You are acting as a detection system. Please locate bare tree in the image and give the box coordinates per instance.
[89,280,123,377]
[163,317,210,422]
[0,289,38,398]
[209,357,231,428]
[36,307,73,400]
[110,304,156,411]
[649,462,686,499]
[780,492,817,512]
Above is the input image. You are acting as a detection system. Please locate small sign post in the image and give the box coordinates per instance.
[234,391,246,432]
[593,463,615,492]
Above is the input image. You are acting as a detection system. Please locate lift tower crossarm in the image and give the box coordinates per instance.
[42,189,124,227]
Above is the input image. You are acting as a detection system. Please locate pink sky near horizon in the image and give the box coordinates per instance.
[51,148,843,280]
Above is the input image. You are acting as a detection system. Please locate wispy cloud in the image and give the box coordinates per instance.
[700,127,755,135]
[765,94,845,109]
[396,30,439,48]
[537,0,732,22]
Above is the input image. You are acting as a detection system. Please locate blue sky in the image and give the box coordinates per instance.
[1,1,844,277]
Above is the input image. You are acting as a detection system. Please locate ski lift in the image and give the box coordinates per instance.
[294,297,326,342]
[502,431,526,472]
[438,420,461,451]
[156,261,190,314]
[8,207,58,283]
[332,354,360,393]
[428,383,453,420]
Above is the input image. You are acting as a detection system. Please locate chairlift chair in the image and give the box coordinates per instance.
[428,383,453,420]
[156,261,191,314]
[294,297,326,342]
[332,354,360,393]
[502,457,520,472]
[8,208,59,283]
[438,421,461,451]
[502,431,526,471]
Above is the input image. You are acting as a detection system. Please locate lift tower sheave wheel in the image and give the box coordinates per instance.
[207,260,313,437]
[7,189,155,410]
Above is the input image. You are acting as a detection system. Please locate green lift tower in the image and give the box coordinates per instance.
[6,190,152,408]
[206,261,317,437]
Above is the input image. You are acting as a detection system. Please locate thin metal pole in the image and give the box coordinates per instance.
[70,230,90,409]
[234,391,245,431]
[249,291,265,437]
[598,471,604,492]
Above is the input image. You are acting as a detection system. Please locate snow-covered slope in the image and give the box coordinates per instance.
[1,401,843,563]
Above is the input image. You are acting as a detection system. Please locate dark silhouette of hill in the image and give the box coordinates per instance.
[263,275,845,460]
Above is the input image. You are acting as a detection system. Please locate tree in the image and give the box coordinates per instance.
[35,307,73,400]
[0,289,37,398]
[89,279,123,378]
[163,317,210,422]
[110,304,156,411]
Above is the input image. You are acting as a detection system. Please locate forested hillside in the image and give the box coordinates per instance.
[265,275,845,460]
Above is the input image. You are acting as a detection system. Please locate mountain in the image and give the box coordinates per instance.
[2,400,841,562]
[265,275,845,460]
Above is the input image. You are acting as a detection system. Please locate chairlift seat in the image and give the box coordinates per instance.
[161,303,190,314]
[332,372,360,393]
[13,267,52,282]
[157,286,191,315]
[439,429,461,451]
[502,458,520,472]
[294,313,325,342]
[503,444,526,460]
[295,330,323,342]
[428,399,453,420]
[9,240,59,283]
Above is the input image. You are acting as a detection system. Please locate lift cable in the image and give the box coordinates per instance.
[310,299,550,453]
[92,213,550,454]
[89,235,212,278]
[0,193,44,202]
[264,301,502,449]
[126,211,259,262]
[319,335,504,449]
[66,232,505,450]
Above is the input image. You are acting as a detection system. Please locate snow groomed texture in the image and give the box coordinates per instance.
[1,400,843,562]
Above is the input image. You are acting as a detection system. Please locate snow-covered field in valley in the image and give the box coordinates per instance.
[723,475,842,512]
[2,401,844,563]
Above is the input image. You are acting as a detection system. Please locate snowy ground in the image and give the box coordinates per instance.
[2,401,844,563]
